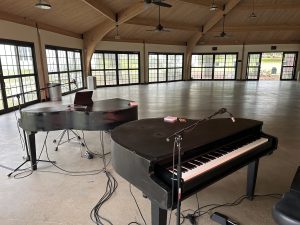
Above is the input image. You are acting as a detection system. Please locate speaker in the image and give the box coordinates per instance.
[271,46,277,50]
[212,47,218,51]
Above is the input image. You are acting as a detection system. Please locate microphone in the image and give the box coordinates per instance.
[216,108,236,123]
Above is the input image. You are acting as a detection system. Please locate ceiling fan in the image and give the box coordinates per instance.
[214,14,232,38]
[147,6,170,32]
[144,0,172,8]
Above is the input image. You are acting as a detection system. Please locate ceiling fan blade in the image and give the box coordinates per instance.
[161,28,170,32]
[146,29,158,32]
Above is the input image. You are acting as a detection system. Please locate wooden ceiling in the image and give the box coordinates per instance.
[0,0,299,45]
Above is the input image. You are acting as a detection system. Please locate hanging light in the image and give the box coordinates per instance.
[209,0,218,11]
[115,25,121,40]
[35,0,52,10]
[249,0,257,18]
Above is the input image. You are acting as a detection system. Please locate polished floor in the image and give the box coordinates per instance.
[0,81,299,225]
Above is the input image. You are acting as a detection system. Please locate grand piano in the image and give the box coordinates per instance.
[19,98,138,170]
[111,117,278,225]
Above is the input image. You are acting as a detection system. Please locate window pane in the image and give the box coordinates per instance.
[214,67,224,79]
[57,50,68,72]
[46,49,58,73]
[149,69,157,82]
[18,47,34,74]
[203,55,213,67]
[158,55,167,68]
[129,70,139,84]
[91,53,104,70]
[104,54,116,69]
[129,54,139,69]
[158,69,167,81]
[0,44,19,76]
[118,54,128,69]
[191,68,202,79]
[119,70,129,85]
[168,55,175,68]
[215,55,225,67]
[149,54,157,68]
[105,70,117,85]
[92,70,105,86]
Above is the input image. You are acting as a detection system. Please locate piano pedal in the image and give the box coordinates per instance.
[143,194,148,199]
[55,147,58,151]
[210,212,239,225]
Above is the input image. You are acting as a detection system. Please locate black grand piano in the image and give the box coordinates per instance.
[111,118,278,225]
[19,98,138,170]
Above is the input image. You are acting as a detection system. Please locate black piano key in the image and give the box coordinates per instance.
[181,167,188,173]
[209,152,222,158]
[182,162,196,169]
[215,150,227,155]
[195,156,210,163]
[191,159,203,165]
[202,154,215,160]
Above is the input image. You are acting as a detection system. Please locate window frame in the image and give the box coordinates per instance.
[281,51,298,80]
[190,52,238,80]
[246,52,262,80]
[91,51,141,87]
[45,45,84,95]
[0,39,40,114]
[148,52,184,83]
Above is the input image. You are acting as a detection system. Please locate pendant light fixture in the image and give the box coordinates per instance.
[115,25,121,40]
[35,0,52,10]
[209,0,218,11]
[249,0,257,18]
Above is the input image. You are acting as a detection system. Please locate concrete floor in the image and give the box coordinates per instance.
[0,81,299,225]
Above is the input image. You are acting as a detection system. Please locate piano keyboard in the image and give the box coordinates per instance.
[169,137,268,181]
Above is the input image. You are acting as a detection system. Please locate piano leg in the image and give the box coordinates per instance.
[247,159,259,200]
[26,131,37,170]
[151,202,167,225]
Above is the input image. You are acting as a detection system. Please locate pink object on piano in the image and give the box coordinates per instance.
[129,101,138,106]
[164,116,178,123]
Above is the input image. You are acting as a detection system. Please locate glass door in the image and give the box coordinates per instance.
[246,53,262,80]
[281,52,298,80]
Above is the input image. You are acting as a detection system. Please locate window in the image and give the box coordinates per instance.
[281,52,297,80]
[91,52,140,86]
[148,53,183,83]
[191,53,238,80]
[0,40,39,113]
[246,53,261,80]
[45,46,83,94]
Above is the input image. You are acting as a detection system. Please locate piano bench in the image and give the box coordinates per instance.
[272,166,300,225]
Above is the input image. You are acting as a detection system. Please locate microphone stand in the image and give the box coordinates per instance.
[7,92,55,177]
[166,108,235,225]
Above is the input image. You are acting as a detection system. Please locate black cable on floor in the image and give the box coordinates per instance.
[180,193,282,225]
[90,170,118,225]
[129,184,147,225]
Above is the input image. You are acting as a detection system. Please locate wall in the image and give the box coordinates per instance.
[0,19,299,93]
[193,44,300,80]
[0,19,83,98]
[96,41,186,83]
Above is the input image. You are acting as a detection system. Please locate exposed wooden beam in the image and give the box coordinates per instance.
[81,0,115,22]
[125,17,200,31]
[184,0,241,80]
[177,0,214,7]
[210,25,300,32]
[102,37,186,46]
[238,3,300,10]
[197,40,300,45]
[117,2,147,24]
[83,2,150,75]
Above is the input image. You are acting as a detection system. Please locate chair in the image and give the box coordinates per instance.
[272,166,300,225]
